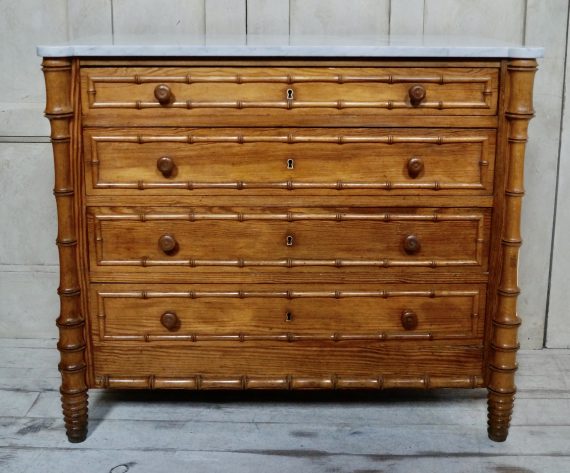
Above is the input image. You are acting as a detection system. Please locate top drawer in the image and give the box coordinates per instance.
[80,66,499,126]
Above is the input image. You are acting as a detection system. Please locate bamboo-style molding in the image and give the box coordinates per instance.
[91,133,488,144]
[98,258,479,268]
[101,333,475,342]
[95,374,485,390]
[96,289,479,298]
[93,210,485,222]
[89,73,492,85]
[92,99,490,111]
[94,181,486,191]
[487,59,537,443]
[43,58,88,443]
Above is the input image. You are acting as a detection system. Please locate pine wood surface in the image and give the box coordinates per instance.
[42,57,538,443]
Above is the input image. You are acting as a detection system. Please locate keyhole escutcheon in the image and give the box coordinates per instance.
[286,88,294,100]
[285,311,293,322]
[287,158,295,169]
[286,235,294,246]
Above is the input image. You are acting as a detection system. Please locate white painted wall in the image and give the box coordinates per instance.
[0,0,567,348]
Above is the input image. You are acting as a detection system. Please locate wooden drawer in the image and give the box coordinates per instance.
[85,128,496,196]
[87,207,491,273]
[89,283,486,342]
[90,341,484,389]
[80,66,499,126]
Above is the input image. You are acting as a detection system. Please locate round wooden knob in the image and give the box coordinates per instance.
[407,157,424,179]
[401,310,418,330]
[403,234,421,254]
[157,155,175,177]
[154,84,172,105]
[409,84,426,106]
[158,234,177,254]
[160,311,180,331]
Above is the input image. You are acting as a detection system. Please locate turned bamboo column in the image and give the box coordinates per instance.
[42,57,88,443]
[487,59,537,442]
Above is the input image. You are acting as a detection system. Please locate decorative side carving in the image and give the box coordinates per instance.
[43,57,88,443]
[487,59,537,442]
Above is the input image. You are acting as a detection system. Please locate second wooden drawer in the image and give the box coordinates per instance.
[84,128,496,196]
[88,207,490,272]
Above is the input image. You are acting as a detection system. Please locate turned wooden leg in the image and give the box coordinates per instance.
[487,390,515,442]
[61,391,89,443]
[43,57,88,443]
[487,59,537,442]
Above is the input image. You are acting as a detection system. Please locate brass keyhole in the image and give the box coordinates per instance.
[286,235,294,246]
[287,158,295,169]
[286,88,294,100]
[285,311,293,322]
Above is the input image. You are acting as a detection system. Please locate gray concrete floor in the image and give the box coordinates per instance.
[1,338,569,472]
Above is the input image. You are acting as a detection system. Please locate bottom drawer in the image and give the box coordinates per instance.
[90,342,485,389]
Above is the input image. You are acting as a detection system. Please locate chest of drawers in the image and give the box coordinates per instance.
[40,43,539,444]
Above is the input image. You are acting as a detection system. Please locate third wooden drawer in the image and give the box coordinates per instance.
[87,207,491,274]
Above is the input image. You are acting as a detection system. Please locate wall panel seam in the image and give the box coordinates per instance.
[544,0,570,347]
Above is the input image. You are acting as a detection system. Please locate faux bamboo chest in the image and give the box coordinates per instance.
[38,37,542,443]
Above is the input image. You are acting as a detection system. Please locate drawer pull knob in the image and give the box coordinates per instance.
[403,234,421,254]
[286,235,294,246]
[160,311,180,331]
[407,157,424,179]
[158,233,178,254]
[154,84,172,105]
[408,84,426,106]
[157,155,175,177]
[401,310,418,330]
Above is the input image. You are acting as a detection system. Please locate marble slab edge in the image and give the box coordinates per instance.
[36,45,544,59]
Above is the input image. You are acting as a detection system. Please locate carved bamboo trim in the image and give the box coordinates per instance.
[91,133,487,144]
[101,333,475,342]
[43,57,88,443]
[97,288,478,298]
[95,374,484,390]
[487,59,537,442]
[97,258,480,268]
[94,211,484,222]
[90,73,492,85]
[94,181,486,191]
[91,100,490,110]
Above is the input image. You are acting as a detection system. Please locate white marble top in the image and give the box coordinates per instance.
[37,34,543,59]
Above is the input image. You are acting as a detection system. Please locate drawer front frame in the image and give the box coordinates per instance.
[87,207,491,273]
[89,283,486,342]
[81,65,500,126]
[84,127,496,196]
